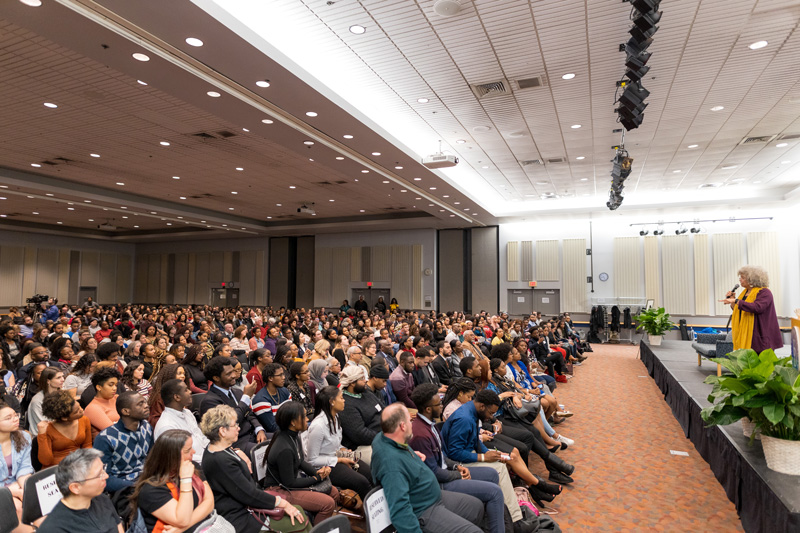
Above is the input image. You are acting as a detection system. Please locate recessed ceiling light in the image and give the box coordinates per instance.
[88,219,94,222]
[231,191,238,194]
[201,220,206,223]
[172,176,180,180]
[45,193,53,196]
[562,73,576,80]
[428,204,434,207]
[289,185,296,189]
[256,80,271,88]
[132,53,150,61]
[414,177,422,181]
[343,134,354,139]
[166,222,173,226]
[535,181,549,185]
[207,91,221,97]
[372,152,381,156]
[576,156,585,160]
[570,124,581,129]
[415,197,422,200]
[359,209,365,213]
[235,167,244,171]
[242,128,249,132]
[450,214,455,217]
[133,225,139,228]
[456,139,467,144]
[673,170,681,173]
[395,165,403,170]
[122,216,128,219]
[306,111,318,117]
[782,160,791,164]
[276,204,282,206]
[439,209,445,212]
[43,102,57,108]
[361,170,369,173]
[688,144,699,148]
[303,141,314,146]
[722,164,738,170]
[417,98,429,103]
[777,143,788,148]
[116,182,125,186]
[580,178,588,181]
[120,206,127,209]
[20,0,43,6]
[151,211,157,214]
[185,37,204,47]
[228,207,234,210]
[137,80,148,86]
[382,180,390,184]
[443,195,449,198]
[0,215,6,218]
[261,119,274,124]
[335,157,345,160]
[0,197,4,200]
[90,153,100,158]
[481,165,489,169]
[749,40,768,50]
[710,106,724,111]
[266,216,272,219]
[349,25,366,34]
[400,189,408,193]
[472,213,478,216]
[67,208,74,211]
[31,163,41,167]
[429,187,437,190]
[160,141,170,146]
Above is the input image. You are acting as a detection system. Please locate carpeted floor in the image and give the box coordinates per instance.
[528,343,744,532]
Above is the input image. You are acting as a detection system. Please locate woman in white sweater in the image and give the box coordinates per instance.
[304,385,372,499]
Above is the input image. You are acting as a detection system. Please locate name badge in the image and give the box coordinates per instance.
[300,393,305,399]
[375,403,382,412]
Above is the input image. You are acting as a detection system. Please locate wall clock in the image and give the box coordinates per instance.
[598,272,609,282]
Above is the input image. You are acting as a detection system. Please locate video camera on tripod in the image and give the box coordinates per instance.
[26,294,55,308]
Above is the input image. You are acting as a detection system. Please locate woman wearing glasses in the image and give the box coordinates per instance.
[0,400,33,530]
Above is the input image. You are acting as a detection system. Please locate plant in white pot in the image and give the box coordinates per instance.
[634,307,674,346]
[701,348,800,475]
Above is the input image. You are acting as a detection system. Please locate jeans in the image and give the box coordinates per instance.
[539,409,555,437]
[442,466,505,533]
[532,373,556,390]
[462,461,523,522]
[418,490,484,533]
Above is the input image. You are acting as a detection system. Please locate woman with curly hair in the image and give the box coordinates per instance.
[181,345,208,393]
[63,354,97,397]
[121,360,154,401]
[148,363,189,427]
[720,265,783,353]
[37,390,92,467]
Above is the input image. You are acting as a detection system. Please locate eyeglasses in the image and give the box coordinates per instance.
[75,467,108,483]
[0,412,21,423]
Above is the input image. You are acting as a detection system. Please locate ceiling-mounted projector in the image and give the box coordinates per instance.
[422,153,459,169]
[97,223,117,230]
[297,204,316,215]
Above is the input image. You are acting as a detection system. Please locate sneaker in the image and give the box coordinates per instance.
[573,361,582,366]
[556,434,575,446]
[556,410,573,418]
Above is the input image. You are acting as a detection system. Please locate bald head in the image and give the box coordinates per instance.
[380,402,412,444]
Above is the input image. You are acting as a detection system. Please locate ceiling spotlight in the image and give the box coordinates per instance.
[262,119,274,124]
[185,37,204,47]
[343,134,354,139]
[372,152,381,156]
[20,0,43,6]
[570,124,581,129]
[576,156,585,160]
[417,98,429,103]
[256,80,271,88]
[690,227,702,233]
[562,73,576,80]
[777,143,788,148]
[90,153,100,158]
[160,141,170,146]
[349,25,366,34]
[335,157,344,160]
[207,91,221,97]
[675,225,688,235]
[456,139,467,144]
[653,228,664,236]
[132,53,150,61]
[639,229,649,236]
[710,106,724,111]
[303,141,314,146]
[43,102,58,108]
[306,111,318,117]
[137,80,148,85]
[749,40,768,50]
[688,144,699,148]
[31,163,41,167]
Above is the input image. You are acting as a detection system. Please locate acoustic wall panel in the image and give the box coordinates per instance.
[713,233,746,315]
[173,254,189,304]
[694,235,711,315]
[35,248,58,297]
[644,236,661,308]
[562,239,587,313]
[747,232,781,314]
[507,241,519,281]
[254,250,266,305]
[98,253,116,304]
[331,247,351,306]
[80,251,99,287]
[372,246,391,282]
[0,246,24,306]
[295,237,315,308]
[535,240,559,281]
[314,247,332,306]
[187,254,197,304]
[194,253,209,304]
[350,247,361,282]
[146,254,161,303]
[134,254,148,302]
[614,237,642,298]
[116,255,132,303]
[412,244,423,309]
[57,250,71,304]
[22,247,37,298]
[521,241,534,281]
[159,254,169,303]
[239,250,257,306]
[438,230,464,313]
[472,228,498,313]
[268,239,289,308]
[223,252,233,283]
[391,245,412,309]
[209,252,224,284]
[661,236,692,314]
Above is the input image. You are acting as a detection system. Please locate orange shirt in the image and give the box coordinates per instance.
[38,416,93,467]
[84,395,120,439]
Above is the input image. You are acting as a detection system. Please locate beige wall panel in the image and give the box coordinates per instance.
[159,254,169,303]
[644,236,661,308]
[173,254,189,304]
[56,250,71,303]
[116,255,132,303]
[507,241,519,281]
[194,253,209,304]
[314,248,333,307]
[223,251,233,282]
[239,250,256,306]
[0,246,24,306]
[254,251,266,306]
[747,232,781,314]
[209,253,224,284]
[713,233,746,315]
[134,254,148,302]
[391,245,412,309]
[80,251,99,287]
[22,247,37,298]
[330,248,351,307]
[372,246,391,282]
[693,235,711,315]
[35,248,59,297]
[535,240,559,281]
[350,247,362,282]
[562,239,587,313]
[614,237,642,298]
[97,253,116,304]
[187,254,197,304]
[521,241,534,281]
[661,236,692,314]
[412,244,423,309]
[146,255,161,303]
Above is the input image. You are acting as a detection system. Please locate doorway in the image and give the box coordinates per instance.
[211,288,239,308]
[533,289,560,318]
[78,286,97,304]
[507,289,533,317]
[351,288,391,311]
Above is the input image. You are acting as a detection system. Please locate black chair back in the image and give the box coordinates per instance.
[0,487,19,533]
[310,514,352,533]
[21,466,60,525]
[363,485,396,533]
[249,438,271,484]
[190,393,206,421]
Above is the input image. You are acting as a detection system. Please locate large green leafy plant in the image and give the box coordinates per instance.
[701,348,800,441]
[633,307,674,336]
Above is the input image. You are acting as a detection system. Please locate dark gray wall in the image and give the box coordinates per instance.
[438,229,465,313]
[296,236,315,308]
[268,238,290,308]
[471,227,499,314]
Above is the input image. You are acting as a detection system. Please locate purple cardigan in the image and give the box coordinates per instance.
[737,288,783,353]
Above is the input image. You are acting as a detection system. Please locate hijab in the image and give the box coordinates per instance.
[307,358,328,391]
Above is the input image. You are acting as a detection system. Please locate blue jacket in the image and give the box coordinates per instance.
[41,305,59,324]
[440,401,488,464]
[0,431,33,486]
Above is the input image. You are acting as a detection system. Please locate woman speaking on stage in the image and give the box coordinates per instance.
[720,265,783,353]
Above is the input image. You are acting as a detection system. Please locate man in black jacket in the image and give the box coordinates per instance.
[199,356,265,454]
[431,340,455,386]
[353,295,369,313]
[339,365,382,464]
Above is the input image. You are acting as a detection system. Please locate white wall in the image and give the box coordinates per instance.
[498,205,800,318]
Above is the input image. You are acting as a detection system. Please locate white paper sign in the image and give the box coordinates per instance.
[541,297,550,303]
[517,297,525,303]
[366,489,392,532]
[35,474,62,516]
[253,446,268,481]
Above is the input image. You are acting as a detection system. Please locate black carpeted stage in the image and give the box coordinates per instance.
[639,340,800,533]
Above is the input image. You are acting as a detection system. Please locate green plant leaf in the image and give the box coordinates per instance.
[744,396,774,408]
[732,389,759,406]
[763,404,786,425]
[783,412,795,430]
[718,377,749,395]
[774,365,800,387]
[787,403,800,418]
[702,404,746,426]
[767,379,794,404]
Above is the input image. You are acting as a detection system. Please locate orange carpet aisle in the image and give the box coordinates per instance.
[529,343,743,532]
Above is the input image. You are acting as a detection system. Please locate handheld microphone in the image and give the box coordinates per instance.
[727,284,739,298]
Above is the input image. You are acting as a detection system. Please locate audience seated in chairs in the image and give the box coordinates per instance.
[0,401,34,532]
[147,363,188,427]
[252,363,291,434]
[200,405,309,533]
[84,366,121,439]
[26,368,64,438]
[338,366,383,465]
[37,390,92,468]
[153,379,209,464]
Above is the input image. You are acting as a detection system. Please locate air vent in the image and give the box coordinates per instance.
[53,157,74,163]
[188,193,218,199]
[699,183,722,188]
[547,157,565,164]
[216,130,237,138]
[739,135,777,145]
[42,161,58,166]
[470,79,510,99]
[520,159,543,166]
[334,180,347,185]
[192,132,215,139]
[514,76,545,90]
[314,181,334,186]
[778,133,800,140]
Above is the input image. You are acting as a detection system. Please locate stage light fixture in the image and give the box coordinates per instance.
[653,228,664,236]
[639,229,649,236]
[617,82,650,131]
[675,225,687,235]
[690,227,701,233]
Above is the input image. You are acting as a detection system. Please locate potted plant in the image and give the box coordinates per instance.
[701,348,800,475]
[634,307,674,346]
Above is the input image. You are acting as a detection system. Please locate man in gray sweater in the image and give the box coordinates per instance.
[339,365,383,464]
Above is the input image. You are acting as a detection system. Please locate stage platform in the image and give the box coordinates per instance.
[639,340,800,533]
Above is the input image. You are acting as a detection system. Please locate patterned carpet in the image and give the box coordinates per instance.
[527,343,744,532]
